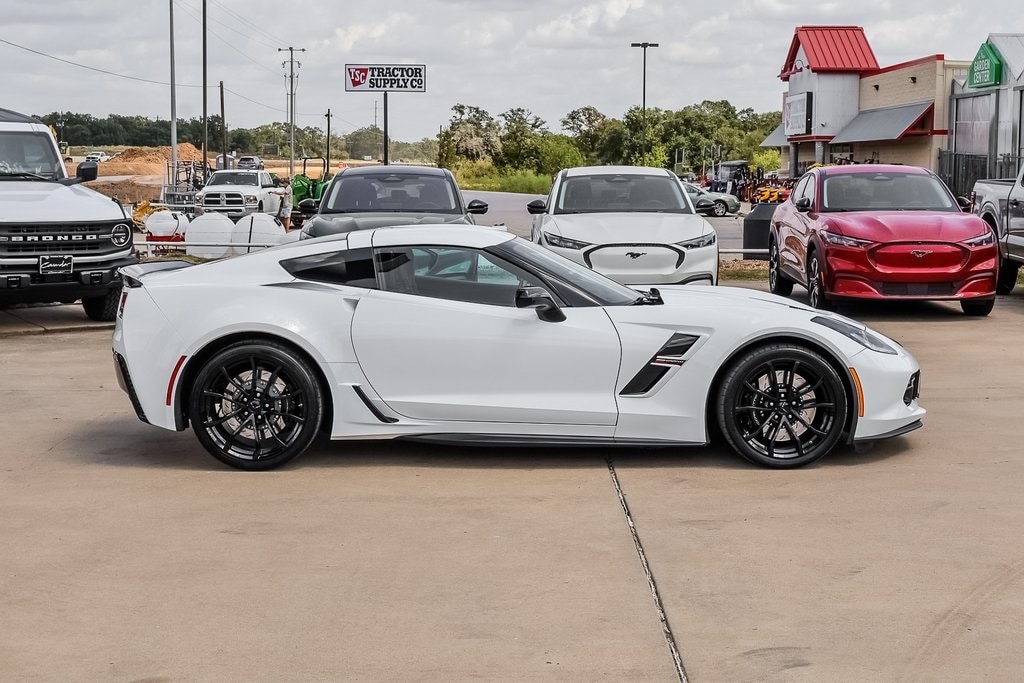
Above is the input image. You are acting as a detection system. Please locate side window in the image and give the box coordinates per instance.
[375,246,545,306]
[804,174,817,207]
[279,247,378,288]
[792,176,810,202]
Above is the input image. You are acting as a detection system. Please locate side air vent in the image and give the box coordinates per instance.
[620,333,700,396]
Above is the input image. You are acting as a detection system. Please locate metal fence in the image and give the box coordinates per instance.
[938,151,1023,197]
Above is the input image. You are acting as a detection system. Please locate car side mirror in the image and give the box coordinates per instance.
[956,195,972,210]
[76,161,98,183]
[795,197,812,212]
[298,198,318,214]
[515,286,566,323]
[466,199,489,215]
[527,199,547,215]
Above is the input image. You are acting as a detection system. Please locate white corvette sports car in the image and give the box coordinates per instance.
[113,226,924,471]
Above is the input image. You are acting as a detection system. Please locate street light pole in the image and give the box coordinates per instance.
[630,42,659,158]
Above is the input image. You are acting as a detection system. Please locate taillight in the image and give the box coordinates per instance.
[117,289,128,318]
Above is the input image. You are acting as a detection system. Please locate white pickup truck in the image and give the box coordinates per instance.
[195,169,282,220]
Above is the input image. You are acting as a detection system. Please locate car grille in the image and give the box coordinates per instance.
[0,222,125,257]
[880,282,956,296]
[904,371,921,405]
[202,192,246,209]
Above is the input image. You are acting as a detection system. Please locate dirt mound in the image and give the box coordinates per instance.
[116,143,204,164]
[84,179,162,205]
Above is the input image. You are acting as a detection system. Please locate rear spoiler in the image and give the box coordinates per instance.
[119,260,193,288]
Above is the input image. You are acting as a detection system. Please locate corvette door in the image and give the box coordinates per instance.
[350,245,621,425]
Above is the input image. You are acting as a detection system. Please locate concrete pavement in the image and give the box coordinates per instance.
[2,288,1024,680]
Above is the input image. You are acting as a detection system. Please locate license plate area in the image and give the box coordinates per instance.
[40,255,74,275]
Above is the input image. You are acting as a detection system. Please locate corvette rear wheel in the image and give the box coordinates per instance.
[717,344,848,468]
[189,341,322,470]
[768,240,794,296]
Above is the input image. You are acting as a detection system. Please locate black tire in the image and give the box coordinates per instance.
[807,251,833,310]
[189,341,323,470]
[82,288,120,321]
[996,259,1018,295]
[257,201,264,212]
[961,298,994,316]
[712,200,728,217]
[768,239,794,296]
[717,343,848,468]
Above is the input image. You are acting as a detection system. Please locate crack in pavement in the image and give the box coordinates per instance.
[607,458,688,683]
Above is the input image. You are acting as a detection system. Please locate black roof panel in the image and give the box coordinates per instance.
[0,109,42,124]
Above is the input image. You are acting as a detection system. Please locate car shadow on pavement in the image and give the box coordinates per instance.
[75,418,916,472]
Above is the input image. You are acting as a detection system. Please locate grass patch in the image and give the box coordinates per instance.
[451,160,551,194]
[720,260,768,281]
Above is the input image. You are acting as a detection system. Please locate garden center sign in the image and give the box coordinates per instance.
[968,43,1002,89]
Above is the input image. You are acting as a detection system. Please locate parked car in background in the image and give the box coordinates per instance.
[971,164,1024,294]
[237,155,265,170]
[195,169,281,220]
[299,165,487,238]
[113,225,924,471]
[84,150,110,163]
[769,164,997,316]
[529,166,718,285]
[681,181,741,217]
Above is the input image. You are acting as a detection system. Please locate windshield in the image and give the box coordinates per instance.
[821,172,957,212]
[206,172,259,186]
[493,237,640,306]
[554,173,692,214]
[0,132,62,179]
[322,173,460,214]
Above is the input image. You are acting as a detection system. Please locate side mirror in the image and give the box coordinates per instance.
[76,161,98,183]
[795,197,812,212]
[466,198,489,215]
[298,198,318,215]
[527,199,548,215]
[515,286,566,323]
[956,195,972,210]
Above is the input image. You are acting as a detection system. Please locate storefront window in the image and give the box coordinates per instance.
[954,94,993,155]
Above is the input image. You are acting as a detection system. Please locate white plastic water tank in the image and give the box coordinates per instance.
[185,213,236,259]
[144,211,189,237]
[231,214,287,254]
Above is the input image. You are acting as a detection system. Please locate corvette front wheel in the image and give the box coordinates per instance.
[717,344,848,468]
[189,341,323,470]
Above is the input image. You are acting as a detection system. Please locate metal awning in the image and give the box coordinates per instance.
[830,101,933,144]
[760,123,788,147]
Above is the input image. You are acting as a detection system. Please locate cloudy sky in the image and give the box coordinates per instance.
[2,1,1017,142]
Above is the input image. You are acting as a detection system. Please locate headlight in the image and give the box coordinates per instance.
[543,232,592,250]
[821,230,872,248]
[110,223,132,248]
[245,195,259,205]
[963,231,994,247]
[676,232,717,249]
[812,315,898,355]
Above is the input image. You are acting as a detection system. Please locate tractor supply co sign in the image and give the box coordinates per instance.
[345,64,427,92]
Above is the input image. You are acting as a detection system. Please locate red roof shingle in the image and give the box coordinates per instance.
[779,26,880,80]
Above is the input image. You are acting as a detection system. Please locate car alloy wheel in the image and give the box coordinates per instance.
[717,343,848,468]
[768,240,794,296]
[712,200,727,217]
[807,252,833,310]
[189,341,322,470]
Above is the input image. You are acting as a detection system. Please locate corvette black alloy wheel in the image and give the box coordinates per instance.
[189,341,322,470]
[718,344,848,468]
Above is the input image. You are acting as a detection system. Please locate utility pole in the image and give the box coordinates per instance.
[169,0,178,185]
[202,0,208,182]
[220,81,227,168]
[630,42,659,157]
[325,109,332,171]
[278,46,306,178]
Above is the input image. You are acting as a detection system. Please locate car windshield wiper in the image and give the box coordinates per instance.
[631,288,664,305]
[0,171,54,181]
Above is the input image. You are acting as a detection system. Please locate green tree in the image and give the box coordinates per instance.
[560,106,607,162]
[346,125,384,160]
[493,107,546,172]
[536,134,585,175]
[437,104,501,166]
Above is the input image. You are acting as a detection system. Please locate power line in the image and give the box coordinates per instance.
[175,2,280,77]
[209,0,287,49]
